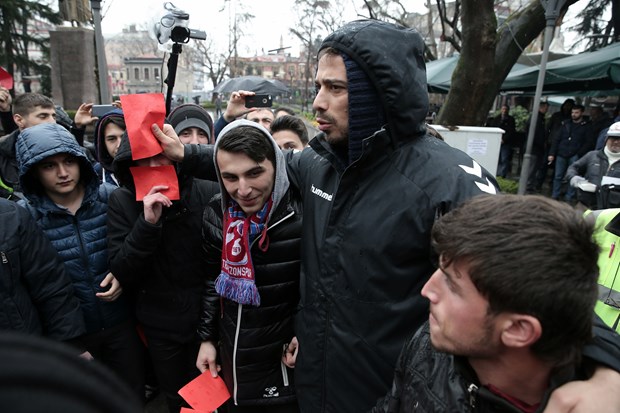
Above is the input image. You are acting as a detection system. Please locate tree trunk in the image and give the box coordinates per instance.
[436,0,577,126]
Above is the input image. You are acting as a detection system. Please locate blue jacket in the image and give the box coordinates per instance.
[16,123,130,334]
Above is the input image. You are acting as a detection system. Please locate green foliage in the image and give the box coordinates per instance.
[495,176,519,194]
[510,105,530,133]
[0,0,61,93]
[570,0,617,51]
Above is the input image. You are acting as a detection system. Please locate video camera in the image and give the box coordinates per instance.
[155,2,206,44]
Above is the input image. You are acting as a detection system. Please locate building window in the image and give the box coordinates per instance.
[144,68,149,80]
[154,68,160,79]
[134,68,139,80]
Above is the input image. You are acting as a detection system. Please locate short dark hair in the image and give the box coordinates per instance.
[13,93,54,117]
[217,125,276,168]
[102,116,126,132]
[270,115,309,145]
[318,46,341,60]
[274,107,296,117]
[573,104,585,112]
[431,194,598,366]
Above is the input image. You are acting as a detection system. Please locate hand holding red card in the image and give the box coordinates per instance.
[130,165,180,201]
[120,93,166,160]
[178,372,230,413]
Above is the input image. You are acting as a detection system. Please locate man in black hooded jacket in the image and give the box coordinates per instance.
[151,19,620,413]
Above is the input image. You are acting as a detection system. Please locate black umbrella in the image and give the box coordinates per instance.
[213,75,290,95]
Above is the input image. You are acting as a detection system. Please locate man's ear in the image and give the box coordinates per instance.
[500,315,542,349]
[13,113,24,129]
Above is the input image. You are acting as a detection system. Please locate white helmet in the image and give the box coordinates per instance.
[608,121,620,138]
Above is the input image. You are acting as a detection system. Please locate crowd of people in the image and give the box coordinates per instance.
[488,96,620,210]
[1,18,620,413]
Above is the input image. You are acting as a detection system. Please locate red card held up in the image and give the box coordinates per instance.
[178,372,230,413]
[129,165,180,201]
[0,67,13,90]
[120,93,165,160]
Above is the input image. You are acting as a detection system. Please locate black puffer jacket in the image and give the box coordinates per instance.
[0,198,85,341]
[107,134,219,342]
[371,323,584,413]
[0,129,21,199]
[286,20,499,413]
[198,120,301,406]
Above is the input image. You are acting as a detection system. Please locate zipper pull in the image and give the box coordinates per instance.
[467,383,478,409]
[1,252,7,264]
[610,242,616,258]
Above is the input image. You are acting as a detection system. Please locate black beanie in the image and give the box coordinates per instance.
[341,52,385,164]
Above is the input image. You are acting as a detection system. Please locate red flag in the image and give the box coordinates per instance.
[0,67,13,90]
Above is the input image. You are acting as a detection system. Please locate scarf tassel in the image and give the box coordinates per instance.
[215,272,261,306]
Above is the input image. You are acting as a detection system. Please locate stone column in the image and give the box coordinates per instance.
[49,27,98,109]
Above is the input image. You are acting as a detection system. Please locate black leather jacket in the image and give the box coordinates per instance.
[371,322,584,413]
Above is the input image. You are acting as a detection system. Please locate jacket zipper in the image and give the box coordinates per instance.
[231,210,295,404]
[73,214,105,330]
[281,343,290,387]
[467,383,478,409]
[232,303,242,405]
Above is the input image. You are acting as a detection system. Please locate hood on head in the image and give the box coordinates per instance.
[319,19,428,141]
[16,123,97,198]
[166,104,214,143]
[94,109,124,171]
[214,119,289,221]
[112,130,180,190]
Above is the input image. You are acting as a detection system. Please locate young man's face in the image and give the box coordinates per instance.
[421,259,501,357]
[246,109,274,131]
[216,149,275,216]
[14,106,56,130]
[571,108,584,122]
[178,127,210,145]
[272,129,305,151]
[35,153,81,198]
[104,122,124,159]
[313,53,349,148]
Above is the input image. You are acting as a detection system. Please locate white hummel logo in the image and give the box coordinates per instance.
[459,160,497,195]
[311,184,333,201]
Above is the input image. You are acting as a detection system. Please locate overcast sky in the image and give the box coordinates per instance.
[95,0,593,56]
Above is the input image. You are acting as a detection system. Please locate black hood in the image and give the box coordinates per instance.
[94,109,124,172]
[319,19,429,141]
[112,130,184,191]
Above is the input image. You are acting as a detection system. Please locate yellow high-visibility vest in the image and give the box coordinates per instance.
[588,208,620,332]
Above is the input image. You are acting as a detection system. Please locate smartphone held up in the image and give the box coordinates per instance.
[245,94,272,108]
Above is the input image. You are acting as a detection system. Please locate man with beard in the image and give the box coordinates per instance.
[151,19,620,413]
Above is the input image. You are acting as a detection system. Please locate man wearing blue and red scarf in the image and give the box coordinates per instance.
[196,119,302,412]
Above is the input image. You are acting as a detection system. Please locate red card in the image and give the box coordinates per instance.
[129,165,180,201]
[0,67,13,90]
[120,93,165,160]
[178,372,230,412]
[180,409,209,413]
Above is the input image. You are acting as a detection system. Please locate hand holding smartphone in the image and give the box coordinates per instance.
[245,94,272,108]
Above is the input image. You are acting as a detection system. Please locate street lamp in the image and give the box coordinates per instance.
[90,0,110,104]
[517,0,568,195]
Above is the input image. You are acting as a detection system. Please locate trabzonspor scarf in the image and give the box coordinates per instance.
[215,196,273,306]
